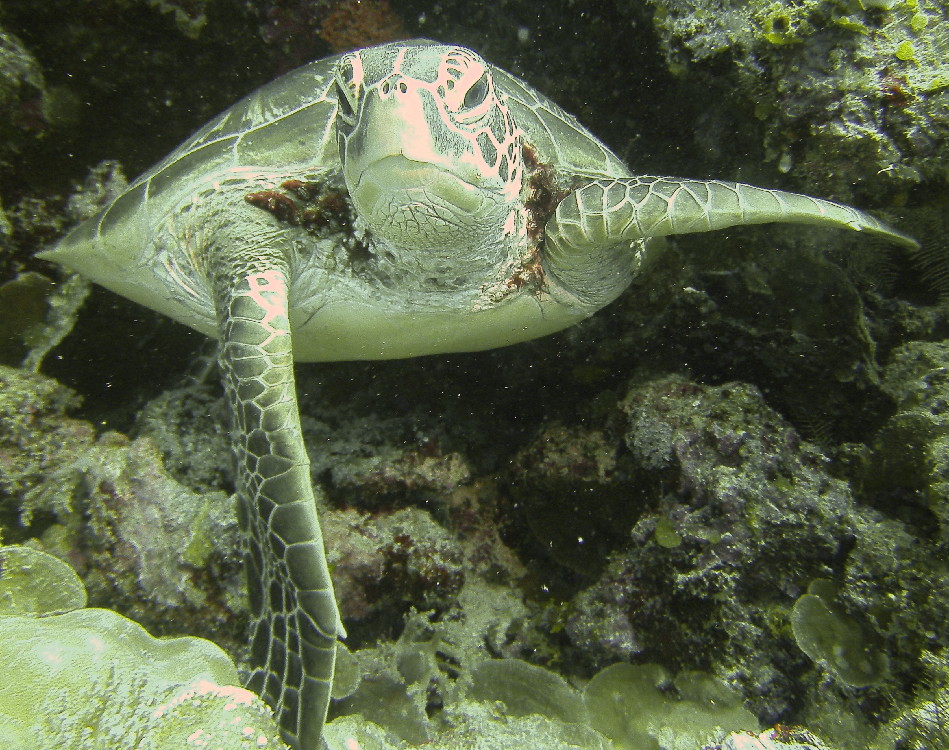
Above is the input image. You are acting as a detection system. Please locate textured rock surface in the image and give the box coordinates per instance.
[640,0,949,194]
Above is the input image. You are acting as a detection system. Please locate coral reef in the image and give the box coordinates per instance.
[0,3,944,749]
[564,377,860,686]
[0,364,93,517]
[871,339,949,543]
[556,373,947,743]
[641,0,949,197]
[135,381,232,492]
[325,611,763,750]
[6,366,478,653]
[0,544,86,615]
[872,649,949,750]
[0,366,246,648]
[49,432,245,636]
[323,507,465,628]
[304,407,472,507]
[257,0,407,67]
[0,27,47,151]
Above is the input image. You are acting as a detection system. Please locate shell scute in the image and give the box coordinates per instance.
[97,181,148,239]
[168,61,341,165]
[493,68,630,182]
[145,142,233,205]
[235,101,338,169]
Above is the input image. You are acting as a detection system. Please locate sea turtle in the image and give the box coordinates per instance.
[38,39,917,750]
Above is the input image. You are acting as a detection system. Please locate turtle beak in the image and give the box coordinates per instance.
[340,86,504,251]
[341,84,481,188]
[350,155,489,215]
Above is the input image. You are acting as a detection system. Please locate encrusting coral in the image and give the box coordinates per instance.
[0,544,286,749]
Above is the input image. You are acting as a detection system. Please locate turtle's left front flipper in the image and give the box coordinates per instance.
[211,246,343,750]
[544,176,918,307]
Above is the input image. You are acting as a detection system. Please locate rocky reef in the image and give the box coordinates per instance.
[643,0,948,195]
[0,1,946,749]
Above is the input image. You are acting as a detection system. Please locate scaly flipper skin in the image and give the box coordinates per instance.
[544,176,920,306]
[211,247,342,749]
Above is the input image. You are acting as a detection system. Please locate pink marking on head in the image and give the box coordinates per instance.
[423,48,523,195]
[338,43,524,208]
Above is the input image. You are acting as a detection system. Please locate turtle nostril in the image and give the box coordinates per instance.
[335,87,354,120]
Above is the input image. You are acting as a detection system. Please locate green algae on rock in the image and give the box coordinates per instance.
[871,649,949,750]
[0,544,286,749]
[583,663,758,750]
[874,339,949,544]
[791,579,888,688]
[644,0,949,192]
[0,364,93,523]
[0,543,85,615]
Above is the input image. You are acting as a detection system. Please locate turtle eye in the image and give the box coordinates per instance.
[461,72,490,112]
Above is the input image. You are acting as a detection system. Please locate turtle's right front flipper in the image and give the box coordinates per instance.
[211,242,343,750]
[543,176,918,308]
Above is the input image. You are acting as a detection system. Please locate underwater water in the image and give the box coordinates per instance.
[0,1,947,749]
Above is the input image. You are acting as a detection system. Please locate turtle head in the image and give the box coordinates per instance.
[333,40,523,259]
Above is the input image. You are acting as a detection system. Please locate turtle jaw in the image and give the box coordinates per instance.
[349,154,509,255]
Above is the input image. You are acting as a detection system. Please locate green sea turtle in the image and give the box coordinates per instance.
[38,39,916,749]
